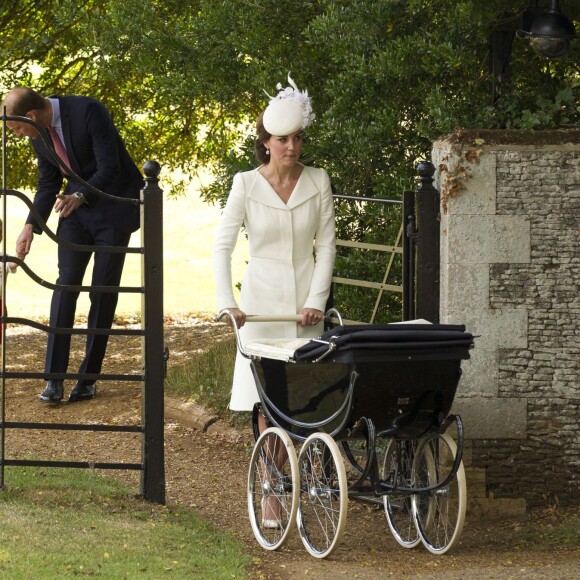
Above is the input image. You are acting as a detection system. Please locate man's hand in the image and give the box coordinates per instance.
[54,193,84,218]
[16,224,34,260]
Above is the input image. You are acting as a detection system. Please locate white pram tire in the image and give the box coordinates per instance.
[297,432,348,558]
[247,427,299,550]
[412,433,466,554]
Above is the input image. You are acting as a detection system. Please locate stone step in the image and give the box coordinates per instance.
[465,466,487,497]
[467,497,526,521]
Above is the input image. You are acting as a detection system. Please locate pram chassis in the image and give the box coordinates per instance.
[218,309,473,558]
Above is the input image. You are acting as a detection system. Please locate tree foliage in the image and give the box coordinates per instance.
[1,1,578,319]
[1,0,578,196]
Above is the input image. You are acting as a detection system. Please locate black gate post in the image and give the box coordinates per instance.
[140,160,165,503]
[402,190,416,321]
[415,161,440,324]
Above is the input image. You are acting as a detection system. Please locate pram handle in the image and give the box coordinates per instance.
[247,309,343,325]
[216,309,246,357]
[216,310,301,359]
[216,308,343,359]
[246,314,302,322]
[217,309,343,327]
[215,310,301,327]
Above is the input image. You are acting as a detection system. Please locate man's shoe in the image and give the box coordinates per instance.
[68,382,96,403]
[39,380,64,404]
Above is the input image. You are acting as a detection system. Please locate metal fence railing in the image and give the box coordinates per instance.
[0,113,166,503]
[331,161,440,325]
[332,193,404,325]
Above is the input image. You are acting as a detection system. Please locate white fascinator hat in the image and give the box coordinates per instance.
[263,75,315,136]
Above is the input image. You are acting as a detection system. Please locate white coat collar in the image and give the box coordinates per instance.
[247,166,319,209]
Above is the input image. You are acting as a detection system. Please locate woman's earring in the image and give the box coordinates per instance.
[265,148,270,155]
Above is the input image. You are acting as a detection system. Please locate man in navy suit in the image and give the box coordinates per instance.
[3,87,143,404]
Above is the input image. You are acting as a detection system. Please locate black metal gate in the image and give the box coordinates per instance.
[332,160,440,325]
[0,114,166,503]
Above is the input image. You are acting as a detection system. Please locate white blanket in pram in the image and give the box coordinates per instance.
[244,338,312,361]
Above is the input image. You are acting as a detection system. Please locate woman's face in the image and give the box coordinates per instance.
[265,131,303,166]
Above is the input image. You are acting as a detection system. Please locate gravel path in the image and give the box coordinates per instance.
[3,321,579,579]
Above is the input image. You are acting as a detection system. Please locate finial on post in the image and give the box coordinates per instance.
[416,160,435,183]
[142,160,162,199]
[143,160,161,179]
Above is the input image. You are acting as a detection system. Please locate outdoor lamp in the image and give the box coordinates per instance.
[518,0,577,58]
[490,1,577,103]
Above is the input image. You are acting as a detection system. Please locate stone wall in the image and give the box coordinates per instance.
[433,129,579,510]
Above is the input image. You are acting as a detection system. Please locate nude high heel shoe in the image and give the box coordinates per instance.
[261,496,282,529]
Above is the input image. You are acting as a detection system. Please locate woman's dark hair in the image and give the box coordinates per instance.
[254,112,271,165]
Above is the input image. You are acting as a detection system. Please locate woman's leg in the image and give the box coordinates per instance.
[258,410,289,525]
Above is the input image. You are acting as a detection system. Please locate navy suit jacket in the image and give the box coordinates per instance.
[27,95,143,234]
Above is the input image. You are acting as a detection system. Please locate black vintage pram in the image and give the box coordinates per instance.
[218,309,475,559]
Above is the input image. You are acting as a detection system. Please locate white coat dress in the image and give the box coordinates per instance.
[214,164,336,410]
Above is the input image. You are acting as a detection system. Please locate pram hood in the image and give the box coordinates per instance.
[293,323,475,363]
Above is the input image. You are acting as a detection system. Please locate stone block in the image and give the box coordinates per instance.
[443,308,528,351]
[462,440,473,467]
[465,467,487,497]
[440,263,489,311]
[447,152,497,216]
[467,497,527,521]
[433,136,580,508]
[451,397,527,438]
[444,215,531,264]
[456,348,499,397]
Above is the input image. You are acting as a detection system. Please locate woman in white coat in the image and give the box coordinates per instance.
[214,78,336,414]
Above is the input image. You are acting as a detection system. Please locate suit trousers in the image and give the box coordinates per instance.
[44,205,132,384]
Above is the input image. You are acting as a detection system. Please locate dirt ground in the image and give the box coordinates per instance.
[2,318,579,580]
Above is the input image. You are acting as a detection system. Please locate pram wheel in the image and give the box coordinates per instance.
[297,433,348,558]
[247,427,299,550]
[382,439,421,548]
[412,433,466,554]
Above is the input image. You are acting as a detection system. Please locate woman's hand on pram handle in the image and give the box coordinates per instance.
[217,308,247,329]
[300,308,324,327]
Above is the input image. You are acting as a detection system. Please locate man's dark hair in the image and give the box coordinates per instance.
[8,88,45,116]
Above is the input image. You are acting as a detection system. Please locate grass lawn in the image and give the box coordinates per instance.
[2,177,248,320]
[0,179,252,577]
[0,466,249,579]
